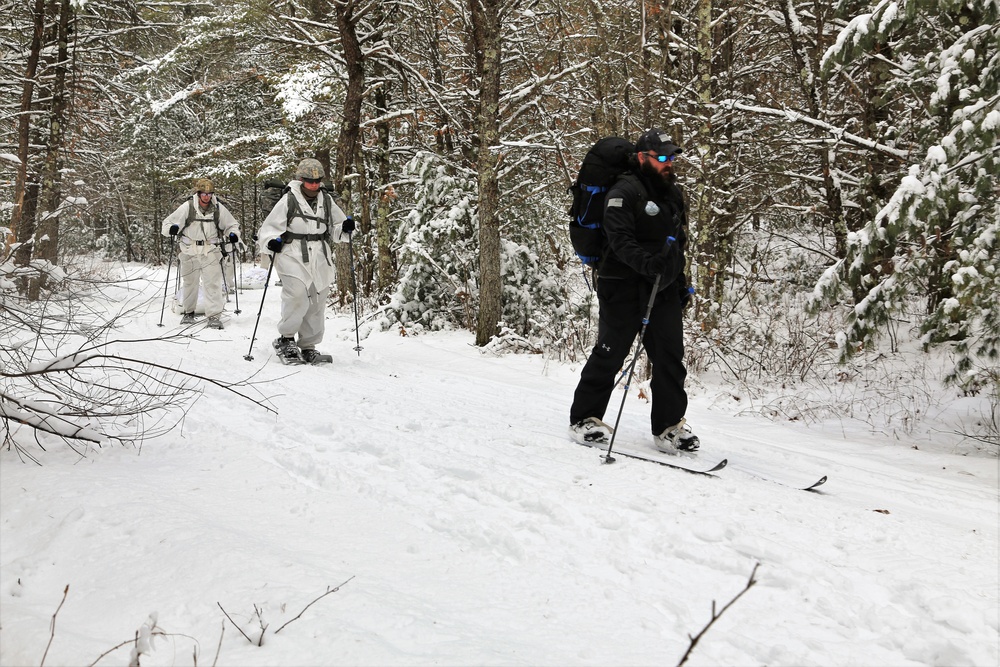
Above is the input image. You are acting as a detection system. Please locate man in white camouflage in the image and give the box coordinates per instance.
[256,158,354,363]
[161,178,240,329]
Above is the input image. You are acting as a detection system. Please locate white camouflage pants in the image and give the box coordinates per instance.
[221,253,236,292]
[277,277,329,349]
[178,249,224,317]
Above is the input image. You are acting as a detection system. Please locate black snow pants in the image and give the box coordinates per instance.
[569,276,687,436]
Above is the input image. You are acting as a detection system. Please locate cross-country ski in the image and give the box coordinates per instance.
[576,439,728,476]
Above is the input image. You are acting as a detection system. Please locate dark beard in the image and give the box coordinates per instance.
[639,160,677,188]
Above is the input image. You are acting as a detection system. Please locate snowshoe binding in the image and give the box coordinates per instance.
[273,337,303,364]
[300,348,333,364]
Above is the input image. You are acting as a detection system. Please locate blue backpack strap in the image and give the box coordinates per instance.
[577,185,608,228]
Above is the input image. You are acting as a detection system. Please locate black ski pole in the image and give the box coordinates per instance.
[244,254,275,361]
[346,227,363,355]
[603,271,662,465]
[231,245,241,315]
[158,237,176,327]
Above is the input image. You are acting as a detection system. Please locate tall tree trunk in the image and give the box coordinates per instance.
[639,0,652,128]
[373,58,395,294]
[781,1,848,258]
[692,0,720,318]
[10,0,46,267]
[35,0,72,271]
[471,0,503,346]
[333,0,365,306]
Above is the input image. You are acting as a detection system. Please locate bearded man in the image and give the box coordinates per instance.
[568,128,700,454]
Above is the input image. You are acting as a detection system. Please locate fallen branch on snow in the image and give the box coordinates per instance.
[676,562,760,667]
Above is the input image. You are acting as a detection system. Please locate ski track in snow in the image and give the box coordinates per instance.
[1,271,997,667]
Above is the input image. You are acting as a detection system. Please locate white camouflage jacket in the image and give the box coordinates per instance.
[161,195,239,256]
[256,180,348,291]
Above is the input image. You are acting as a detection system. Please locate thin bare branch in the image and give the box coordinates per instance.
[274,576,356,635]
[217,602,255,645]
[676,563,760,667]
[40,584,69,667]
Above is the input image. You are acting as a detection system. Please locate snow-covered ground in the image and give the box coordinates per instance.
[2,266,997,667]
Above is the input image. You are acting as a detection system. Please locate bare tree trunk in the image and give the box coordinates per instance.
[35,0,72,271]
[471,0,503,346]
[781,1,848,258]
[692,0,719,317]
[639,0,651,128]
[584,0,619,139]
[373,58,395,294]
[333,0,365,306]
[10,0,46,267]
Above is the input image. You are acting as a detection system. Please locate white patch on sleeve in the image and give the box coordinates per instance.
[607,198,624,208]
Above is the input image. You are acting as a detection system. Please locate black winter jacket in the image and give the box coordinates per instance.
[599,170,688,289]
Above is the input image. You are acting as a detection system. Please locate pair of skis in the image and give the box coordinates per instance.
[576,440,827,492]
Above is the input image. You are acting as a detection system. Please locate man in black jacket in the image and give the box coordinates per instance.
[569,128,699,454]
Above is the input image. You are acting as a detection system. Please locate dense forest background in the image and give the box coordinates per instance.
[2,0,997,444]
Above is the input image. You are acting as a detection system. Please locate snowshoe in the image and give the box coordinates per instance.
[206,315,224,330]
[300,349,333,364]
[180,312,196,325]
[272,337,303,364]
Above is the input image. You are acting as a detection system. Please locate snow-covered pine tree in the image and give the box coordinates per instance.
[809,0,999,393]
[389,150,583,353]
[389,152,480,331]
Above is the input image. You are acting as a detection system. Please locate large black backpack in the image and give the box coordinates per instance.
[259,179,289,220]
[567,137,635,266]
[258,179,338,242]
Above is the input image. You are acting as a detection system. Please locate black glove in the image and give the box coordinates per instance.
[229,232,239,243]
[644,240,681,280]
[169,224,179,236]
[266,238,283,253]
[679,284,694,309]
[676,273,693,309]
[342,217,355,234]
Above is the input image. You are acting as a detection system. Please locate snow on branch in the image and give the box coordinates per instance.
[0,393,105,445]
[719,100,911,159]
[2,267,277,459]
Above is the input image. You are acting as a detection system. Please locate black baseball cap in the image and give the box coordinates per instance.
[636,128,683,157]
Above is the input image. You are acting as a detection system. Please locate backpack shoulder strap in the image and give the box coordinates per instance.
[178,200,196,236]
[322,191,337,242]
[284,191,299,226]
[323,191,335,225]
[210,202,223,238]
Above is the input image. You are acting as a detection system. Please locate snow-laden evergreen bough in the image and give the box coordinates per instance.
[388,151,594,357]
[809,0,999,396]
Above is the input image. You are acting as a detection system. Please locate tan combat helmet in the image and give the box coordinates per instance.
[294,158,325,180]
[193,178,214,194]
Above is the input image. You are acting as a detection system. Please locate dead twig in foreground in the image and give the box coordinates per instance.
[275,576,356,635]
[40,584,69,667]
[676,562,760,667]
[216,602,255,645]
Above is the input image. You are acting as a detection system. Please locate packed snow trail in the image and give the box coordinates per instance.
[1,270,996,667]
